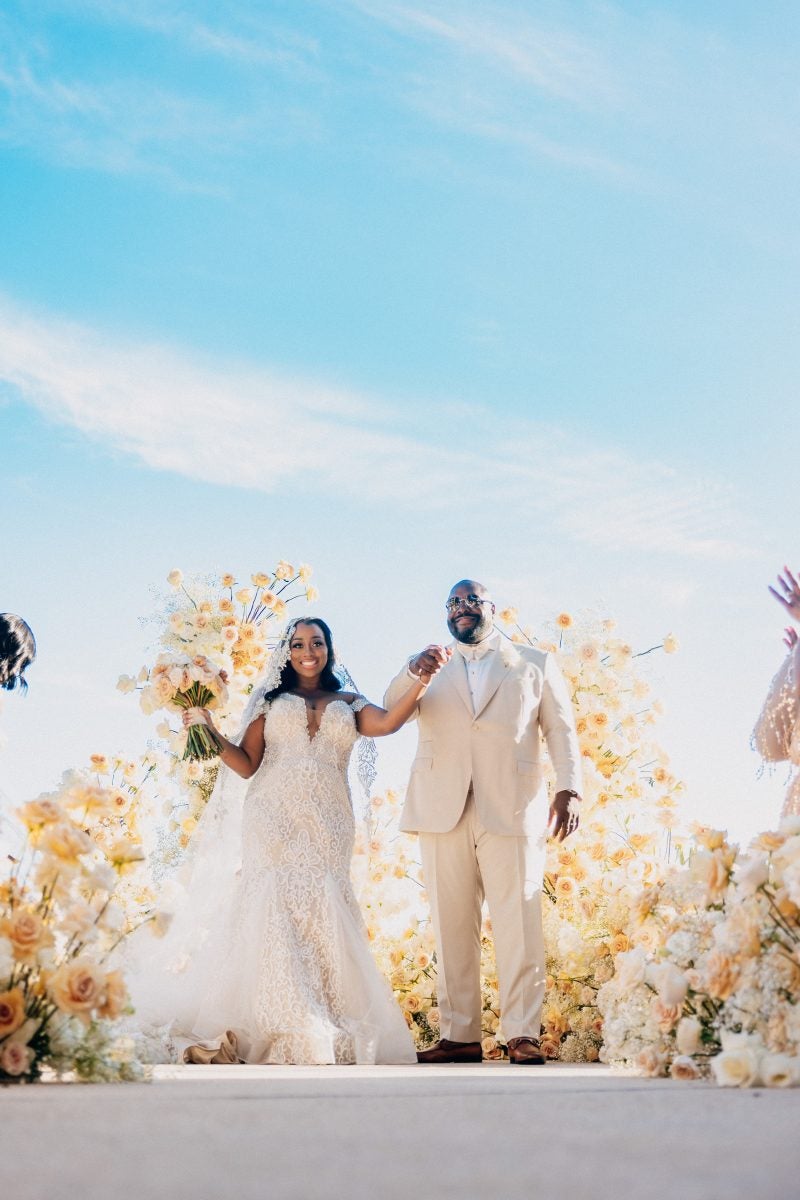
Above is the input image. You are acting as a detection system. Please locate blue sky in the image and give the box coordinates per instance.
[1,1,798,838]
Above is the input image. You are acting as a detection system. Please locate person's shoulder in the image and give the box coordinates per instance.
[337,690,362,706]
[506,641,549,671]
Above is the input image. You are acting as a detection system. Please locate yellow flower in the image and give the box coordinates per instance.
[16,798,64,828]
[556,612,573,629]
[260,590,277,608]
[39,821,93,861]
[555,876,576,900]
[305,586,320,604]
[662,633,679,654]
[251,573,270,587]
[166,569,183,588]
[498,607,518,625]
[220,574,236,588]
[235,588,253,605]
[89,754,110,775]
[273,599,288,618]
[275,560,294,581]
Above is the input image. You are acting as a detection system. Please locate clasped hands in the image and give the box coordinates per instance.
[409,644,453,685]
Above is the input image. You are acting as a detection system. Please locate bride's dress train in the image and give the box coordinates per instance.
[131,693,416,1065]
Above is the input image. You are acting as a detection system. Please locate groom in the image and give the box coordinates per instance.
[385,579,582,1064]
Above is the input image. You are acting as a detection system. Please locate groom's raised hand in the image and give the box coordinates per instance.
[409,645,452,679]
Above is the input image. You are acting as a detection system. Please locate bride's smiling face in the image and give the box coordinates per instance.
[290,622,328,682]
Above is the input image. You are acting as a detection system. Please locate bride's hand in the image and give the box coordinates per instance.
[784,627,799,652]
[183,706,213,729]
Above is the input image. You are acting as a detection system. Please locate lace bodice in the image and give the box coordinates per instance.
[262,693,365,773]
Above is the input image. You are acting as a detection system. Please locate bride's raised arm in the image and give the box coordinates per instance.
[351,674,430,738]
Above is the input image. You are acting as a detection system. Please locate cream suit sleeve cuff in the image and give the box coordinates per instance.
[384,660,423,723]
[539,653,583,795]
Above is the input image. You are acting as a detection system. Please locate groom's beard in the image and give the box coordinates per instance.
[447,611,494,644]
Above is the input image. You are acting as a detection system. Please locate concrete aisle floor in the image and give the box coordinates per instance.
[2,1063,797,1200]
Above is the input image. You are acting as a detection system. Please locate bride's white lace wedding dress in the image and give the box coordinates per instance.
[132,693,416,1065]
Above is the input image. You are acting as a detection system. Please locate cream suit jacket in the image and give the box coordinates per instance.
[384,640,582,837]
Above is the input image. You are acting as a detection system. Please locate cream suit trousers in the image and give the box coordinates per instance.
[419,788,548,1044]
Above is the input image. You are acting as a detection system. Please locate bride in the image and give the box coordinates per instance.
[130,616,429,1066]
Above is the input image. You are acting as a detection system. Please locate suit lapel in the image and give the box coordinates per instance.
[443,646,474,715]
[473,641,515,718]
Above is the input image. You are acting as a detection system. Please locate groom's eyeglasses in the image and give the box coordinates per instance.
[445,595,491,613]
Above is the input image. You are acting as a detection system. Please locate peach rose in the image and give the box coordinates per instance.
[651,998,682,1034]
[539,1038,561,1059]
[99,970,128,1020]
[49,959,106,1024]
[0,1040,33,1077]
[0,988,26,1037]
[481,1036,503,1060]
[636,1047,667,1077]
[2,909,51,964]
[669,1055,700,1080]
[704,951,740,1001]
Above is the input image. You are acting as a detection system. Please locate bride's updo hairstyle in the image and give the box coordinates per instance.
[0,614,36,692]
[263,618,343,703]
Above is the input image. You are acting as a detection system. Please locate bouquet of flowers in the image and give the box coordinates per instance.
[138,653,228,760]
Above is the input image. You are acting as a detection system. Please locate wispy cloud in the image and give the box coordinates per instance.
[0,7,321,187]
[339,0,641,183]
[67,0,322,74]
[1,295,748,560]
[345,0,621,107]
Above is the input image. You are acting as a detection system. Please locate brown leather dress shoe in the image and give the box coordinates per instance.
[507,1037,545,1065]
[416,1038,483,1064]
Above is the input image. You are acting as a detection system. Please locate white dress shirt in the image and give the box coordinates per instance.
[456,630,501,714]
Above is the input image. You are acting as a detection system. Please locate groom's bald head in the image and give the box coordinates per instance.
[448,579,491,601]
[446,579,496,644]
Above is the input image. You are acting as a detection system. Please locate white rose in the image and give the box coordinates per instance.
[759,1053,797,1088]
[167,569,184,588]
[615,947,648,990]
[712,1047,760,1088]
[116,674,137,694]
[647,963,688,1007]
[675,1016,701,1056]
[733,855,769,896]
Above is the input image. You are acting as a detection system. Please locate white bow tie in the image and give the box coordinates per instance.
[458,639,496,662]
